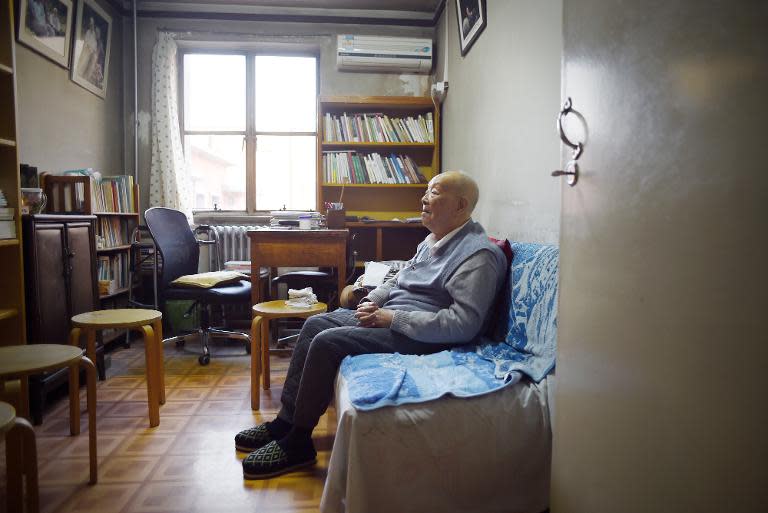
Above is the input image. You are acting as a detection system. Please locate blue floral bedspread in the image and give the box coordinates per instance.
[341,242,559,410]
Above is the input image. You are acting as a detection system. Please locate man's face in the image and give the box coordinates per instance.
[421,175,462,237]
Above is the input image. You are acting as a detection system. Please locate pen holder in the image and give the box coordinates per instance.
[326,209,346,229]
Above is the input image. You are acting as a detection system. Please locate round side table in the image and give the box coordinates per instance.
[0,344,97,485]
[2,401,39,513]
[250,301,327,409]
[71,309,164,427]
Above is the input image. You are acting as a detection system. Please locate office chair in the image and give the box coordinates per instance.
[144,207,251,365]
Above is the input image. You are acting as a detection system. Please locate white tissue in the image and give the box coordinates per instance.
[286,287,318,308]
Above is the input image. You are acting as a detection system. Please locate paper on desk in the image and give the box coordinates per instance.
[362,261,392,288]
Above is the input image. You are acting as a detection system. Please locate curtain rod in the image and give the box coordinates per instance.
[155,27,332,38]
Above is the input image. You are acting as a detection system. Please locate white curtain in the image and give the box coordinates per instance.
[149,32,190,214]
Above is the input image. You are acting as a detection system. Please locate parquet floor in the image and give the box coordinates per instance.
[0,337,337,513]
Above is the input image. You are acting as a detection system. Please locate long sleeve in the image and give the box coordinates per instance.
[388,250,503,344]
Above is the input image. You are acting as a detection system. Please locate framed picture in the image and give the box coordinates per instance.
[455,0,487,56]
[70,0,112,98]
[17,0,74,68]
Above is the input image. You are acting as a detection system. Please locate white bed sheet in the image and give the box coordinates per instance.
[321,373,553,513]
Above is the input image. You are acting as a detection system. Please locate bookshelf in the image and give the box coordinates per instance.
[0,0,26,347]
[41,174,140,344]
[317,96,439,221]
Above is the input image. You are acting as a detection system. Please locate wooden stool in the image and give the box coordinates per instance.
[0,344,97,485]
[2,401,39,513]
[250,301,327,409]
[71,309,164,427]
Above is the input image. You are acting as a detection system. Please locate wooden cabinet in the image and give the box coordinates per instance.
[41,173,140,344]
[23,214,102,423]
[317,96,439,221]
[0,0,25,347]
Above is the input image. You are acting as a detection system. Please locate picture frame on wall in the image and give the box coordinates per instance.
[70,0,111,98]
[455,0,487,57]
[17,0,74,68]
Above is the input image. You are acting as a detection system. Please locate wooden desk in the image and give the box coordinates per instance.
[247,229,348,305]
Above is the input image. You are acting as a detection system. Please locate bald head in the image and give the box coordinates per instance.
[438,171,479,214]
[420,171,480,239]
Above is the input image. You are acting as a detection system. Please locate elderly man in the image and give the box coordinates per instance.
[236,171,507,479]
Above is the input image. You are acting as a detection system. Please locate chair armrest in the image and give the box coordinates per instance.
[340,285,367,309]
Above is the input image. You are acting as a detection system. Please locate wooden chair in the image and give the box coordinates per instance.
[249,301,327,409]
[71,309,164,427]
[2,401,39,513]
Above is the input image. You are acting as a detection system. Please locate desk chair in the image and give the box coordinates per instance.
[144,207,251,365]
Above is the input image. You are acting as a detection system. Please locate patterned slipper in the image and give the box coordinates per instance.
[234,423,275,452]
[242,441,317,480]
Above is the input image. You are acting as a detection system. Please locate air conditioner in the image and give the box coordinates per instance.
[337,35,433,74]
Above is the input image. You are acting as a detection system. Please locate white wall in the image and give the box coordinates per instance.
[16,0,124,175]
[436,0,563,243]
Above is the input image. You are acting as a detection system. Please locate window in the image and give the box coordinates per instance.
[182,52,317,212]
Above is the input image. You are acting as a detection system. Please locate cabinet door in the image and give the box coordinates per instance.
[30,223,69,344]
[66,221,97,316]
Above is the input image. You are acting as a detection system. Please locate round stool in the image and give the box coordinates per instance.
[250,301,327,409]
[2,401,39,513]
[0,344,97,485]
[71,309,164,427]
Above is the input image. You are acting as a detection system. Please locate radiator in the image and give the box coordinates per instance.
[206,225,258,271]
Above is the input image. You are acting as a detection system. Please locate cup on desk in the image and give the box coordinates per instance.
[326,208,346,229]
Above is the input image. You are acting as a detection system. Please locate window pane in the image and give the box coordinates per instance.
[185,135,245,211]
[254,56,317,132]
[255,136,316,210]
[184,54,246,131]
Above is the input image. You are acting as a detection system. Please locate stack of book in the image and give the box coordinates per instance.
[322,152,427,185]
[269,211,322,228]
[0,190,15,239]
[323,112,434,143]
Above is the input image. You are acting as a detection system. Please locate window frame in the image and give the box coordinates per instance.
[178,48,320,214]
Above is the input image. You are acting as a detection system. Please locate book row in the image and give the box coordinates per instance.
[98,217,131,248]
[93,175,136,213]
[97,252,130,293]
[323,112,434,144]
[323,151,427,185]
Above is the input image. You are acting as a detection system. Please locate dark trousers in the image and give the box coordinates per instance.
[278,309,450,430]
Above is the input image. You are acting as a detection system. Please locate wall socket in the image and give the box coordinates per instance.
[431,81,449,95]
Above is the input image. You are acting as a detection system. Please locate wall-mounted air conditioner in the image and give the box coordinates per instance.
[337,35,433,74]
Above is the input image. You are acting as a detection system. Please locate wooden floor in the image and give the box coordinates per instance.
[0,337,337,513]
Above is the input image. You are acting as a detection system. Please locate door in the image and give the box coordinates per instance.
[66,220,97,317]
[30,222,69,344]
[550,2,767,512]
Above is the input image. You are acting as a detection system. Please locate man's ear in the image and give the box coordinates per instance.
[456,196,469,213]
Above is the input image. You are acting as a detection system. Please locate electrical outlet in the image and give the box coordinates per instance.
[431,81,449,94]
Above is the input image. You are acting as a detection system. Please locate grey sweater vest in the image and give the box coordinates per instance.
[385,220,506,313]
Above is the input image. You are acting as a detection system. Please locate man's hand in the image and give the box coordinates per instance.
[354,302,395,328]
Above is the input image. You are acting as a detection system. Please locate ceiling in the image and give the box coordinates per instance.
[131,0,445,24]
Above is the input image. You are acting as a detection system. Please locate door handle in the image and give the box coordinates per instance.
[553,97,585,187]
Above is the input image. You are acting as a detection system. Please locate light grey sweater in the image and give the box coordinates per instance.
[364,220,506,344]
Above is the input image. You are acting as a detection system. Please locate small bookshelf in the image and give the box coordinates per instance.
[0,0,25,346]
[317,96,439,221]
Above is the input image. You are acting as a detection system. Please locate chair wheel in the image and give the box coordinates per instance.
[176,340,186,348]
[245,341,251,354]
[198,354,210,365]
